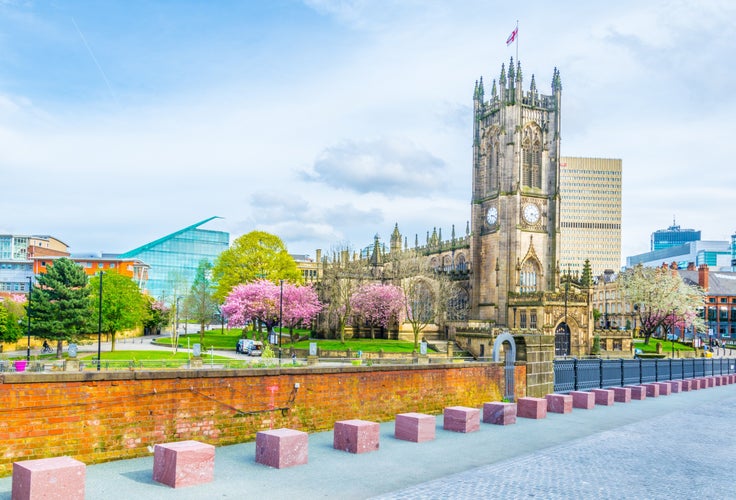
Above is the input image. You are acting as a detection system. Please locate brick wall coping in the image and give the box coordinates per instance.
[0,361,521,385]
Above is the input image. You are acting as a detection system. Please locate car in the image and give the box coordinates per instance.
[248,341,264,356]
[236,339,254,354]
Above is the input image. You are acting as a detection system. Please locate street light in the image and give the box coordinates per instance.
[97,271,103,371]
[174,296,182,354]
[279,279,284,366]
[26,275,32,362]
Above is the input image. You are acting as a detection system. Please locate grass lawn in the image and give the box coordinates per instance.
[291,338,418,353]
[634,339,694,353]
[78,351,231,362]
[153,329,417,353]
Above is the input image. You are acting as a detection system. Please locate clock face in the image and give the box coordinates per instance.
[523,203,540,224]
[486,207,498,226]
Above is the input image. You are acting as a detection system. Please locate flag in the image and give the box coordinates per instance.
[506,26,518,46]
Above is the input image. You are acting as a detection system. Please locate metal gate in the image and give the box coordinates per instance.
[555,323,571,357]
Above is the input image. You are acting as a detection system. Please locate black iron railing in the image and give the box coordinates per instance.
[554,357,736,393]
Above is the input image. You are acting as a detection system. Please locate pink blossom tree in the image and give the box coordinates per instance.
[222,280,322,342]
[351,283,404,339]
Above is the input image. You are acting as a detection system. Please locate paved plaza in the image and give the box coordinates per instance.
[1,379,734,499]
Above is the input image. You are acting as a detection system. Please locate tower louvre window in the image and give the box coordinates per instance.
[522,127,542,189]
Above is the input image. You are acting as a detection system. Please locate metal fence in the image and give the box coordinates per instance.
[554,357,736,393]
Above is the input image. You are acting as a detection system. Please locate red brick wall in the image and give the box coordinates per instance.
[0,363,525,476]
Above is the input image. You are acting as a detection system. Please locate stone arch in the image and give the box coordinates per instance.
[492,331,517,363]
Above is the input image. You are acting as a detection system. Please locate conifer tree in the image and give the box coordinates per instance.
[30,258,91,358]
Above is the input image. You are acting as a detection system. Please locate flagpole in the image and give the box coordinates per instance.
[515,20,519,63]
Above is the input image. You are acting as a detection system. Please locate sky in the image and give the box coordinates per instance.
[1,0,735,265]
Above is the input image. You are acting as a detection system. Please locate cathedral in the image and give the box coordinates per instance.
[322,59,621,360]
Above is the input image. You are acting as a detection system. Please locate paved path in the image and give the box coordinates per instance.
[1,382,734,499]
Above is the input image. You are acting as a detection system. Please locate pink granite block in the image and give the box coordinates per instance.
[691,378,702,390]
[545,394,573,414]
[680,380,692,391]
[517,397,547,419]
[443,406,481,433]
[395,413,436,443]
[12,456,85,500]
[256,428,308,469]
[717,376,727,386]
[482,402,517,425]
[625,386,647,400]
[570,391,596,409]
[153,440,215,488]
[706,377,716,388]
[333,419,380,454]
[592,389,615,406]
[730,375,735,384]
[642,383,659,397]
[668,381,681,393]
[655,382,671,395]
[612,387,632,403]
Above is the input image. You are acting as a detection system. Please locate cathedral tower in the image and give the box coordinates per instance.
[470,59,562,326]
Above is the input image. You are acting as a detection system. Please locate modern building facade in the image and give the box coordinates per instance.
[626,240,732,270]
[118,217,229,301]
[559,157,622,277]
[0,234,69,295]
[651,221,700,251]
[33,255,150,289]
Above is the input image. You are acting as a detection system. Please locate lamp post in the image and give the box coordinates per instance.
[174,296,181,354]
[278,279,284,366]
[26,275,32,362]
[97,271,103,371]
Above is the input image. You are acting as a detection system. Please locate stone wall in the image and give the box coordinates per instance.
[515,334,555,397]
[0,363,525,477]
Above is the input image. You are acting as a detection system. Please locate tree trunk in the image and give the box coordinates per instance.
[56,340,63,359]
[111,332,117,352]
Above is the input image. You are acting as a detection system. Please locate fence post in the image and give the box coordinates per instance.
[573,358,578,391]
[621,358,625,387]
[669,358,672,381]
[639,357,643,384]
[599,358,603,389]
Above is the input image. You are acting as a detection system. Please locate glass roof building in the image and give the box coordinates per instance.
[118,217,229,302]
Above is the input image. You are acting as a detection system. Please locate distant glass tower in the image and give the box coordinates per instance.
[650,219,700,251]
[118,217,229,302]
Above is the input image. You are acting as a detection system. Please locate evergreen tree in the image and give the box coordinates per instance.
[30,258,92,358]
[580,259,593,288]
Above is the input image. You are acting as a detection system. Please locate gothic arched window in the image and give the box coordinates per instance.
[520,259,540,294]
[447,287,469,321]
[456,254,467,272]
[409,280,434,323]
[522,127,542,189]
